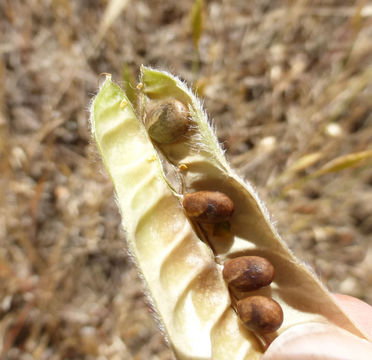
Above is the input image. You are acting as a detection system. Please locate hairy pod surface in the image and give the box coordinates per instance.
[145,99,189,144]
[91,76,262,359]
[237,296,284,334]
[223,256,275,291]
[183,191,235,224]
[140,66,369,344]
[91,68,371,360]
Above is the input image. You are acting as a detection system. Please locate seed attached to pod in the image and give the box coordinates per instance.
[145,99,189,144]
[223,256,274,291]
[236,296,283,334]
[182,191,235,224]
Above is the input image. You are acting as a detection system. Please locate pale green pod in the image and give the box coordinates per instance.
[91,69,370,360]
[139,66,370,346]
[90,76,262,359]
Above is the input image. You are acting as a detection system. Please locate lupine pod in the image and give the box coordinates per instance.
[91,69,370,359]
[90,76,262,359]
[139,66,370,345]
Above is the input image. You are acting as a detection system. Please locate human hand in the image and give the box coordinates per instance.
[263,294,372,360]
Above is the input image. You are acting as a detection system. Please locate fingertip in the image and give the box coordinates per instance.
[262,323,372,360]
[334,294,372,339]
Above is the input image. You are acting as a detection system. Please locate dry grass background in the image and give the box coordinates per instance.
[0,0,372,359]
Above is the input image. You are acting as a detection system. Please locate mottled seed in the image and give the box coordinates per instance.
[223,256,274,291]
[145,99,189,144]
[236,296,283,334]
[182,191,235,224]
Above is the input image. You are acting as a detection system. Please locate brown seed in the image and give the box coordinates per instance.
[223,256,274,291]
[182,191,235,224]
[213,221,231,237]
[236,296,283,334]
[145,99,189,144]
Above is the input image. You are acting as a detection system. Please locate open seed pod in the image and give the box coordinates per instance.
[90,69,370,359]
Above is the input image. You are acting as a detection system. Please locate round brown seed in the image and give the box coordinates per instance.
[145,99,189,144]
[236,296,283,334]
[223,256,274,291]
[182,191,235,224]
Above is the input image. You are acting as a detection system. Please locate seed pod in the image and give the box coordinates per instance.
[145,99,189,144]
[236,296,283,334]
[223,256,274,291]
[92,68,370,360]
[182,191,235,224]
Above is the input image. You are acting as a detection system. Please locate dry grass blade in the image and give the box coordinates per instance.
[287,153,324,174]
[273,152,324,189]
[281,151,372,194]
[93,0,130,48]
[312,150,372,178]
[190,0,204,49]
[190,0,204,76]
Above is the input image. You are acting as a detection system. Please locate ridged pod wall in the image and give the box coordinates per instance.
[90,66,369,359]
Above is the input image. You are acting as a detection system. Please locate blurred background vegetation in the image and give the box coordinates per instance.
[0,0,371,359]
